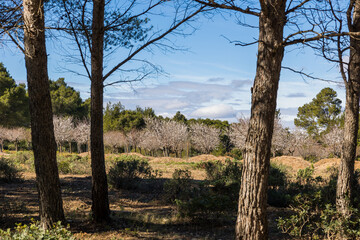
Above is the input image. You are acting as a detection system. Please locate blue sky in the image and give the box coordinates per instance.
[0,4,345,128]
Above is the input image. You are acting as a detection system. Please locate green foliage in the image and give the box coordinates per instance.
[172,111,187,124]
[267,164,290,207]
[173,160,242,220]
[228,148,242,160]
[49,78,88,119]
[103,102,146,133]
[268,163,287,187]
[163,169,193,202]
[108,155,159,189]
[277,192,360,239]
[0,219,75,240]
[199,159,242,199]
[0,157,22,182]
[294,87,342,138]
[0,63,30,127]
[175,194,234,221]
[187,118,229,132]
[57,155,90,175]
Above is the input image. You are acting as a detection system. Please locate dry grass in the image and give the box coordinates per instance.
[271,156,311,176]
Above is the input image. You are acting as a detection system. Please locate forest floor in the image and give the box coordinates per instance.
[0,152,349,239]
[0,173,290,239]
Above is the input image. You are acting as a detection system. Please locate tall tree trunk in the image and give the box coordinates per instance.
[336,1,360,215]
[90,0,110,223]
[23,0,65,228]
[235,1,286,239]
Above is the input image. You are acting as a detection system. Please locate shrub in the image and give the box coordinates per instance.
[163,169,193,202]
[58,160,71,174]
[268,163,287,187]
[173,160,242,221]
[277,191,360,239]
[267,164,289,207]
[57,155,90,175]
[0,219,75,240]
[175,193,234,220]
[229,148,242,160]
[0,157,22,182]
[108,155,159,190]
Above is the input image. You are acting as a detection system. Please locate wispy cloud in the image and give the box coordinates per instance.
[285,92,306,98]
[191,104,236,118]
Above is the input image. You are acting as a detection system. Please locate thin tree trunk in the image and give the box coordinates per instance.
[90,0,110,223]
[23,0,65,228]
[235,1,286,239]
[336,1,360,215]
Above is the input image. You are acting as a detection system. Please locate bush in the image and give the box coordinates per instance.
[0,219,75,240]
[108,155,160,190]
[57,155,90,175]
[163,169,193,202]
[268,163,287,188]
[277,191,360,239]
[0,157,22,182]
[229,148,242,160]
[173,160,242,221]
[175,193,235,221]
[267,164,289,207]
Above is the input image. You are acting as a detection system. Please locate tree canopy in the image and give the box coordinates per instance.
[103,102,147,133]
[0,63,30,127]
[49,78,89,119]
[294,87,342,138]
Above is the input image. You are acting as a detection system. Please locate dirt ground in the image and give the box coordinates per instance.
[2,153,349,239]
[0,173,238,239]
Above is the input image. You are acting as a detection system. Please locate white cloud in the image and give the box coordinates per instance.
[191,104,235,118]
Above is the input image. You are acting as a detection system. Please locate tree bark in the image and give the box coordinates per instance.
[336,0,360,215]
[235,1,286,239]
[23,0,65,228]
[90,0,110,223]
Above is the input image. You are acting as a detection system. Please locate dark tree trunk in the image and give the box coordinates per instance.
[23,0,65,228]
[235,1,286,239]
[336,1,360,215]
[90,0,110,223]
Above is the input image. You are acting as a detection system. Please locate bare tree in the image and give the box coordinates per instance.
[53,116,73,152]
[23,0,65,228]
[271,120,290,157]
[167,121,188,157]
[73,119,90,153]
[323,125,343,158]
[126,129,142,153]
[6,127,27,152]
[229,118,249,151]
[104,131,127,153]
[190,123,220,154]
[0,126,10,152]
[139,126,161,156]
